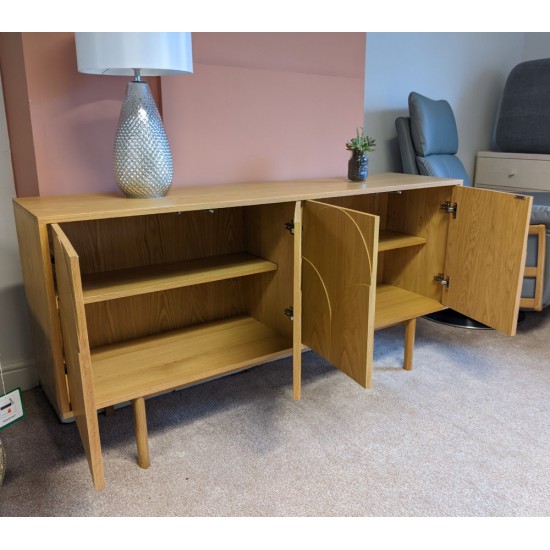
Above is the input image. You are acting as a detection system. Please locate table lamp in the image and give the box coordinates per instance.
[75,32,193,198]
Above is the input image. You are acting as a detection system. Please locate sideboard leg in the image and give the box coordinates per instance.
[293,349,302,400]
[403,318,416,371]
[132,397,150,469]
[293,201,303,400]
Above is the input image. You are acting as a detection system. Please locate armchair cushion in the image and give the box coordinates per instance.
[416,154,472,184]
[409,92,459,156]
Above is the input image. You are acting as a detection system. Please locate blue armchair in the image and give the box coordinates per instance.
[395,91,549,323]
[395,92,483,328]
[395,92,472,186]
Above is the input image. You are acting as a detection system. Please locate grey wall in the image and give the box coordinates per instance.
[364,32,525,178]
[524,32,550,60]
[0,74,36,392]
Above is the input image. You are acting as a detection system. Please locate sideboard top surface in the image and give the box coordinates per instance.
[14,173,462,224]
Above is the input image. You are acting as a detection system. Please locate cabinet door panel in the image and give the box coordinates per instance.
[443,187,532,335]
[52,224,104,489]
[302,201,378,388]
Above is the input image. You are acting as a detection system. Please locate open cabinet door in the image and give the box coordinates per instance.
[302,200,379,388]
[52,224,105,490]
[442,187,532,336]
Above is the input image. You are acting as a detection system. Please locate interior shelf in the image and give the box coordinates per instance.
[90,315,292,408]
[375,284,444,329]
[81,252,277,304]
[378,230,426,252]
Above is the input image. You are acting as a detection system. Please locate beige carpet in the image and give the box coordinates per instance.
[1,309,549,517]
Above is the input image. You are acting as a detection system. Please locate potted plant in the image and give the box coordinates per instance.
[346,128,376,182]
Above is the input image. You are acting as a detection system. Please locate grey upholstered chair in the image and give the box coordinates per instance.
[395,91,550,323]
[494,59,550,310]
[495,58,550,155]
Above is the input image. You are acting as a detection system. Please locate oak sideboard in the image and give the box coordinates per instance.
[13,173,532,488]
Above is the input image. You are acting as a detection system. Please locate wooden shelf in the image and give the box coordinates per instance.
[375,284,444,329]
[378,230,426,252]
[90,316,292,408]
[81,252,277,304]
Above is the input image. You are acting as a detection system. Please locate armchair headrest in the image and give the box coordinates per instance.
[409,92,459,157]
[495,58,550,154]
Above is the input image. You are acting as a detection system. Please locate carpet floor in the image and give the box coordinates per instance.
[1,309,549,517]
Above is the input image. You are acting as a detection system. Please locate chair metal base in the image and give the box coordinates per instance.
[423,309,491,329]
[423,309,525,329]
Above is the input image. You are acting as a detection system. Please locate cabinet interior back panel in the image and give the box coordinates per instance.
[85,279,250,348]
[383,187,452,301]
[244,202,295,341]
[59,208,246,275]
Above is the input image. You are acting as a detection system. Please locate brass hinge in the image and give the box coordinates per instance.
[440,201,458,218]
[284,220,295,234]
[284,307,294,321]
[55,295,60,310]
[434,273,450,288]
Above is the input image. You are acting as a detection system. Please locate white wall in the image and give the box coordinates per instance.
[524,32,550,60]
[364,32,525,178]
[0,74,36,392]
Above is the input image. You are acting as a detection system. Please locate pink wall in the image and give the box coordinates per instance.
[164,32,366,186]
[1,33,365,197]
[21,33,162,197]
[24,33,127,196]
[0,33,39,197]
[0,33,161,197]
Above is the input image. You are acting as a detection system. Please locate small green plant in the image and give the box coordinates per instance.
[346,127,376,153]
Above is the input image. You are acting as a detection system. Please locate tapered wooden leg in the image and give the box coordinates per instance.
[403,318,416,371]
[293,347,302,400]
[132,397,150,469]
[293,201,303,400]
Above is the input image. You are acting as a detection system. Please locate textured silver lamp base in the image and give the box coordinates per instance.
[114,81,173,198]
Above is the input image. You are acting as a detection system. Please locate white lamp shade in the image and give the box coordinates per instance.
[75,32,193,76]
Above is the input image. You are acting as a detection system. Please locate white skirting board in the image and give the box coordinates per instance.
[1,358,38,393]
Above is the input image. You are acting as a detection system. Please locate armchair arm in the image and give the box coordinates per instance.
[395,117,419,175]
[521,205,550,310]
[530,204,550,225]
